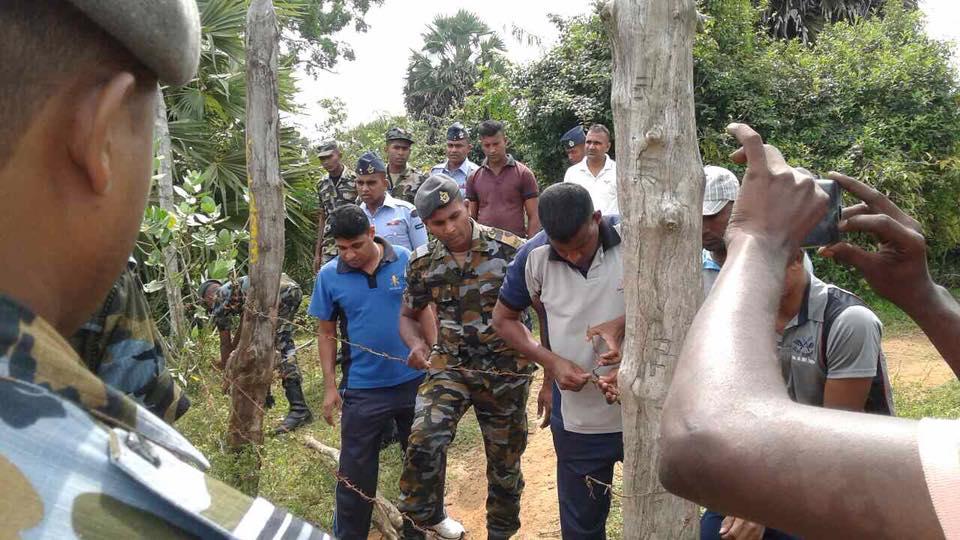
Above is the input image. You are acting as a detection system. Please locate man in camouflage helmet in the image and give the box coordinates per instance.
[314,139,359,273]
[200,273,314,434]
[0,1,330,537]
[397,174,534,540]
[384,126,427,204]
[70,258,191,424]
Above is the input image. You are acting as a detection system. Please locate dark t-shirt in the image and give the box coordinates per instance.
[465,155,538,237]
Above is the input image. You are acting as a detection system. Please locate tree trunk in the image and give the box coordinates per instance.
[225,0,284,494]
[604,1,701,538]
[154,88,188,350]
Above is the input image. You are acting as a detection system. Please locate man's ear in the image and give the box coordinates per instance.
[68,72,137,195]
[368,225,376,239]
[593,210,602,224]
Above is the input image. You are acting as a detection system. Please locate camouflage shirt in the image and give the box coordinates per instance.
[210,273,301,333]
[389,166,427,205]
[0,294,330,539]
[69,262,190,424]
[317,167,359,263]
[404,220,533,373]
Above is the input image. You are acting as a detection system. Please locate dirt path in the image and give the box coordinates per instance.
[400,331,950,539]
[442,375,561,540]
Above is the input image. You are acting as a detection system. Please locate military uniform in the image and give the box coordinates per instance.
[0,294,331,539]
[389,167,427,205]
[210,274,303,382]
[70,259,191,423]
[317,165,359,264]
[398,217,534,540]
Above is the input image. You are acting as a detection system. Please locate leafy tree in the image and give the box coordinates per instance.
[403,10,509,123]
[753,0,919,43]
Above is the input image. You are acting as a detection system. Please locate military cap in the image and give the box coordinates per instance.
[316,140,339,158]
[560,125,586,149]
[66,0,201,85]
[355,151,386,175]
[447,122,469,141]
[385,127,415,144]
[414,174,462,220]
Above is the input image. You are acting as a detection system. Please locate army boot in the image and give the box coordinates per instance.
[272,377,313,435]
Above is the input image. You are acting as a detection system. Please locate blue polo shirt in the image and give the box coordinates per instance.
[430,158,478,196]
[307,238,422,389]
[360,193,428,252]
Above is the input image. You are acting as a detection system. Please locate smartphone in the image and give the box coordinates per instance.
[801,179,842,248]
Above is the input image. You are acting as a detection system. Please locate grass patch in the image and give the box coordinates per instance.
[894,380,960,420]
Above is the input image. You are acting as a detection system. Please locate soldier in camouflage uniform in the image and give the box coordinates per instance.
[0,1,330,537]
[200,273,314,434]
[385,127,428,204]
[397,175,535,540]
[314,139,360,272]
[70,258,191,424]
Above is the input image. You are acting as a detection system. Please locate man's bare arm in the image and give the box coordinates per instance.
[822,378,873,412]
[659,124,940,539]
[317,320,342,425]
[400,304,431,369]
[492,301,590,391]
[217,329,233,369]
[524,196,540,238]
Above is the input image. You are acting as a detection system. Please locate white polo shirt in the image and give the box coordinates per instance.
[563,155,619,216]
[499,216,624,434]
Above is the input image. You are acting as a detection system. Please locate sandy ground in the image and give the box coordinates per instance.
[372,330,949,539]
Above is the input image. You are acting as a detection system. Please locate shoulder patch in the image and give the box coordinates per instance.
[411,243,432,260]
[484,225,524,250]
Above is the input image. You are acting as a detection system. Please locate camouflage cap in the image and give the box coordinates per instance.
[385,126,415,144]
[446,122,469,141]
[355,151,386,175]
[560,125,586,149]
[316,140,338,158]
[66,0,201,85]
[415,174,461,220]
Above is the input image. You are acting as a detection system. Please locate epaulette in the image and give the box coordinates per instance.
[411,242,432,261]
[482,225,525,250]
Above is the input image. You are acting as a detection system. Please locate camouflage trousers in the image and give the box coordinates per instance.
[275,285,303,383]
[398,367,530,539]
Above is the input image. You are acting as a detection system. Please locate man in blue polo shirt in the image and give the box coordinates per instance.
[493,183,624,540]
[430,122,478,197]
[356,151,428,252]
[308,204,431,540]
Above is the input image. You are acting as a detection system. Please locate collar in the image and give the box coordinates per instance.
[786,274,829,329]
[480,154,517,170]
[336,236,398,274]
[576,154,614,173]
[361,192,401,213]
[0,294,208,468]
[388,166,415,177]
[441,159,476,175]
[431,219,485,261]
[701,250,722,271]
[547,216,622,264]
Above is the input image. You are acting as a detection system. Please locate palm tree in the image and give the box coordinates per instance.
[403,10,508,122]
[758,0,918,42]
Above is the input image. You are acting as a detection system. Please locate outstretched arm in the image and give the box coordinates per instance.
[659,124,941,539]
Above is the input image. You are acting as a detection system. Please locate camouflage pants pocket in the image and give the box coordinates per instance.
[398,371,471,529]
[274,330,301,382]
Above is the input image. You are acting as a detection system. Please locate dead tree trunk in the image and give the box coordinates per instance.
[154,88,188,350]
[225,0,284,493]
[604,0,702,537]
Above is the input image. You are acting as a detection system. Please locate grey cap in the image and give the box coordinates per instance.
[316,140,339,158]
[703,165,740,216]
[66,0,201,85]
[414,174,462,220]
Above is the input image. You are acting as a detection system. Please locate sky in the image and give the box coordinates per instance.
[291,0,959,137]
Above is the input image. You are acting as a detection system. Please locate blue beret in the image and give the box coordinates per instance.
[446,122,469,141]
[355,151,386,175]
[560,125,586,149]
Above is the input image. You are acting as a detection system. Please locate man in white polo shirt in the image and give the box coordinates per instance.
[493,183,624,540]
[563,124,618,216]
